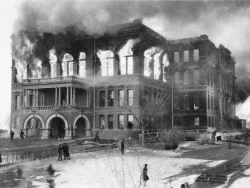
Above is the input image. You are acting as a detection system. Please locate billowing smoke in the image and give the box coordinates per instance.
[236,97,250,128]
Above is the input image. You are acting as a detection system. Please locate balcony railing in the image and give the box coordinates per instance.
[23,105,88,111]
[22,76,90,84]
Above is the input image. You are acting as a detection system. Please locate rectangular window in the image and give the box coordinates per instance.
[194,49,199,61]
[208,92,210,110]
[68,61,73,76]
[184,50,189,62]
[184,95,189,110]
[99,91,105,107]
[108,115,113,129]
[102,58,114,76]
[194,117,199,126]
[99,115,105,129]
[128,89,133,106]
[119,56,133,75]
[128,115,133,129]
[16,116,20,128]
[118,115,124,129]
[118,90,124,106]
[108,90,114,107]
[16,95,20,110]
[174,52,179,62]
[194,95,200,110]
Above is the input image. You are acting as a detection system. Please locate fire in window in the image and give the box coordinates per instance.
[118,90,124,106]
[97,50,114,76]
[128,115,133,129]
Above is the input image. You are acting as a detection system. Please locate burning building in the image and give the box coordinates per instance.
[10,19,241,139]
[10,20,170,139]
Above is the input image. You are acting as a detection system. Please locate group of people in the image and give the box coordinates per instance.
[9,129,25,140]
[58,143,70,161]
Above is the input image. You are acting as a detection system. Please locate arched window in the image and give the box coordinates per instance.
[193,70,200,85]
[97,50,114,76]
[174,72,179,86]
[184,71,190,85]
[79,52,86,77]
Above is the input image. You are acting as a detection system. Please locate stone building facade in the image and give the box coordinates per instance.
[10,20,240,139]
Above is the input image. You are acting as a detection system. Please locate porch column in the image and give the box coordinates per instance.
[33,89,35,107]
[58,87,61,106]
[22,90,25,107]
[87,90,89,107]
[70,87,73,105]
[55,88,57,106]
[36,89,39,107]
[73,87,76,105]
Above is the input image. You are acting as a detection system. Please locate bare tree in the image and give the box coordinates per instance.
[122,90,171,146]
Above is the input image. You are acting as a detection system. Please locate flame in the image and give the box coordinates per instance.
[62,53,74,76]
[162,53,170,82]
[79,52,86,77]
[144,47,163,78]
[97,50,114,76]
[49,49,58,78]
[236,97,250,128]
[31,58,42,79]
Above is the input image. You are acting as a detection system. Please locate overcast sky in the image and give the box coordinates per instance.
[1,0,250,129]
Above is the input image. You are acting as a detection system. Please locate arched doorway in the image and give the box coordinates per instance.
[49,117,65,138]
[75,117,86,138]
[26,117,43,138]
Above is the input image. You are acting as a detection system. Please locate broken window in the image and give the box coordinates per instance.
[118,90,124,106]
[108,115,113,129]
[194,49,199,61]
[108,90,114,107]
[128,115,133,129]
[194,117,200,126]
[194,95,200,110]
[184,71,190,85]
[174,52,179,62]
[118,115,124,129]
[174,72,180,86]
[79,52,86,77]
[128,89,133,106]
[99,115,105,129]
[184,50,189,62]
[99,91,105,107]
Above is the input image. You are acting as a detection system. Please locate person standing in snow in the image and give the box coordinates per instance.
[121,139,125,155]
[58,144,63,161]
[142,164,149,186]
[20,129,25,140]
[94,131,100,142]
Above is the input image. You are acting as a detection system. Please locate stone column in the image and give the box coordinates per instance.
[70,87,73,105]
[73,87,76,105]
[58,87,61,106]
[66,87,69,105]
[55,88,57,106]
[36,89,39,107]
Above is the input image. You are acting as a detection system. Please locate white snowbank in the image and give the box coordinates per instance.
[206,160,226,167]
[229,177,250,188]
[243,168,250,175]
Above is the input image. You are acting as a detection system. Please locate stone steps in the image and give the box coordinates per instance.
[196,174,227,184]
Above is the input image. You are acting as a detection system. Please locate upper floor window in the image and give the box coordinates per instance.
[163,53,170,82]
[194,49,199,61]
[194,117,200,126]
[184,95,189,110]
[97,50,114,76]
[99,91,105,107]
[118,90,124,106]
[16,95,20,110]
[193,70,200,85]
[194,95,200,110]
[174,52,179,62]
[128,89,133,106]
[184,51,189,62]
[119,56,133,75]
[118,115,124,129]
[184,71,190,85]
[16,116,20,128]
[62,53,74,77]
[108,90,114,107]
[79,52,86,77]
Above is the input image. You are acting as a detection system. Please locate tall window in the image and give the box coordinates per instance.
[174,95,180,109]
[97,50,114,76]
[119,56,133,75]
[16,95,20,110]
[184,95,189,110]
[108,115,113,129]
[108,90,114,107]
[174,72,180,86]
[208,92,210,110]
[174,52,179,62]
[128,115,133,129]
[79,52,86,77]
[16,116,20,128]
[194,95,200,110]
[99,91,105,107]
[118,90,124,106]
[128,89,133,106]
[184,50,189,62]
[99,115,105,129]
[194,49,199,61]
[118,115,124,129]
[184,71,190,85]
[193,70,200,85]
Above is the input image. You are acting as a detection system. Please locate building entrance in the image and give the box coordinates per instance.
[75,117,86,138]
[49,117,65,138]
